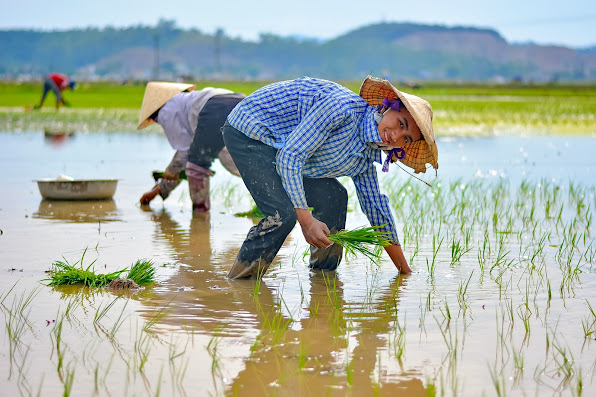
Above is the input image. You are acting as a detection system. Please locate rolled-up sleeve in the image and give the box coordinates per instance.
[275,95,347,209]
[159,150,188,199]
[352,168,400,244]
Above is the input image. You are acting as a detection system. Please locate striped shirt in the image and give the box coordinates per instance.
[227,76,400,243]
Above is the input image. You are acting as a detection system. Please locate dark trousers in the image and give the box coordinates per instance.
[188,93,245,168]
[41,77,61,102]
[222,122,347,278]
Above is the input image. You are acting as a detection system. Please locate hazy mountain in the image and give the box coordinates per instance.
[1,20,593,82]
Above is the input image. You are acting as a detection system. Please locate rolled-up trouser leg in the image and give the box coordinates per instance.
[222,122,349,278]
[223,123,296,279]
[186,162,214,213]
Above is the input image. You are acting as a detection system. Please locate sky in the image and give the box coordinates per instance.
[4,0,596,48]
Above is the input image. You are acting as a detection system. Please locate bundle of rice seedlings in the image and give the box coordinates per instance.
[45,251,156,287]
[126,259,156,285]
[327,225,392,263]
[46,259,124,287]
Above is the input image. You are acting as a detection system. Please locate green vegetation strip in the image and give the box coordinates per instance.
[327,225,392,263]
[2,81,595,134]
[45,254,156,287]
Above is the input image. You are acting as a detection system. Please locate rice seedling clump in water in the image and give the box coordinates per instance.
[45,253,156,287]
[327,225,392,263]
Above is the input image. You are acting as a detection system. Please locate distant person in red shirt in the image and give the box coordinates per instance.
[36,73,76,109]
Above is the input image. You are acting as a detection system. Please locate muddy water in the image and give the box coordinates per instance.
[1,131,596,396]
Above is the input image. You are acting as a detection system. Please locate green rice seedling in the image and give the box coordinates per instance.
[457,271,474,316]
[51,311,66,376]
[63,366,75,397]
[326,225,391,263]
[581,300,596,338]
[512,343,524,372]
[206,331,222,378]
[426,234,443,279]
[323,272,341,310]
[425,377,437,397]
[234,204,264,218]
[575,368,583,397]
[517,305,531,335]
[169,344,189,396]
[488,362,507,397]
[439,298,451,322]
[143,304,172,334]
[0,280,19,305]
[108,298,130,339]
[489,239,514,275]
[450,238,472,266]
[45,253,156,287]
[126,260,156,286]
[308,300,319,318]
[418,295,428,333]
[134,332,152,373]
[261,310,292,345]
[93,296,118,324]
[5,305,30,376]
[409,244,420,265]
[504,298,514,327]
[552,339,575,388]
[297,342,308,370]
[64,296,80,321]
[345,358,354,387]
[252,277,262,300]
[393,314,406,360]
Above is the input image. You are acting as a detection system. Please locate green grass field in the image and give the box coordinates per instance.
[1,80,595,134]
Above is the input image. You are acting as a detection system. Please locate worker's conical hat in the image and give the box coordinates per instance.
[137,82,196,129]
[359,76,438,174]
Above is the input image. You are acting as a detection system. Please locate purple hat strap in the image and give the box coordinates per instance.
[382,97,401,111]
[382,148,406,172]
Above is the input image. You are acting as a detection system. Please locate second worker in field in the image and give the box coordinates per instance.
[138,82,245,212]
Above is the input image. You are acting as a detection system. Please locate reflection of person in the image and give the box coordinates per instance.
[228,274,427,395]
[137,82,245,212]
[36,73,76,109]
[223,76,439,279]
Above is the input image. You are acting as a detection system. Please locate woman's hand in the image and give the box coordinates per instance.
[384,244,412,274]
[140,185,161,205]
[296,208,332,249]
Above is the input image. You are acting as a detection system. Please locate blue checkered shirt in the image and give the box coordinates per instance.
[227,77,400,243]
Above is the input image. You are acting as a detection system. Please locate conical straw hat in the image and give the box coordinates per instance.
[359,76,438,174]
[137,82,196,129]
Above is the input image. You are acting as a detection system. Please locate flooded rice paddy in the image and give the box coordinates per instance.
[1,130,596,396]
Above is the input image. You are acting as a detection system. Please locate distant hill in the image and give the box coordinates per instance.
[1,20,594,82]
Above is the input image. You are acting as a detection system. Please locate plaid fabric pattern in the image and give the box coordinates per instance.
[227,77,401,243]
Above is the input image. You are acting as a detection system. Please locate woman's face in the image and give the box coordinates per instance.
[376,107,423,149]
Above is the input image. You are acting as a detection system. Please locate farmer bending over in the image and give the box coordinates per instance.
[223,76,439,279]
[138,82,245,212]
[36,73,76,110]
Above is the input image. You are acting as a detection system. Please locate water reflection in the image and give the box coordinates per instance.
[137,208,255,335]
[228,274,427,395]
[43,129,75,147]
[33,199,120,223]
[134,207,430,393]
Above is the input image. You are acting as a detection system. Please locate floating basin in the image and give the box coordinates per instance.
[35,179,119,200]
